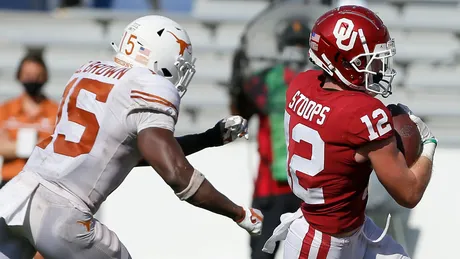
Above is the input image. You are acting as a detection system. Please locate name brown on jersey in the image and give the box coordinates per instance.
[75,61,130,80]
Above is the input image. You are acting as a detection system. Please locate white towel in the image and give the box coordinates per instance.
[15,128,38,159]
[262,208,303,254]
[0,172,39,226]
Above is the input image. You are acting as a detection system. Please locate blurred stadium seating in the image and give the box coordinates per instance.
[0,0,459,144]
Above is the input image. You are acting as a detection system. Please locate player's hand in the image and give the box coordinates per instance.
[235,207,263,236]
[218,115,249,144]
[396,103,437,144]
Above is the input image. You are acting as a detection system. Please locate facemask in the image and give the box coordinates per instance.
[22,82,44,97]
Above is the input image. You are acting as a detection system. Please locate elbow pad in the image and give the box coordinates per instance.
[175,169,205,201]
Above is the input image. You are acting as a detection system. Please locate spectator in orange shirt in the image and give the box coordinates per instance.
[0,54,58,189]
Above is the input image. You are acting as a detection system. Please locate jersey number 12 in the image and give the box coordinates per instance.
[285,111,326,205]
[360,108,391,141]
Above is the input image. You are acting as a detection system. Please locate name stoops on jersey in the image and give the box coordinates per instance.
[75,61,130,80]
[288,90,331,126]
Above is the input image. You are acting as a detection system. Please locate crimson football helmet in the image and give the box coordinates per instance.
[309,5,396,97]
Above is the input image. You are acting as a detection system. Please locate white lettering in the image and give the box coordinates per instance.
[288,91,331,126]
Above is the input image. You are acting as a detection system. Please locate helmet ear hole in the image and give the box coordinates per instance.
[334,52,340,62]
[342,59,353,70]
[161,68,172,77]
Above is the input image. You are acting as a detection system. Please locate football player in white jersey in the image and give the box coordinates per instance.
[0,15,263,259]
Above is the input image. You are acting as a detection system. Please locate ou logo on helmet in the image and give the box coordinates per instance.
[333,18,358,51]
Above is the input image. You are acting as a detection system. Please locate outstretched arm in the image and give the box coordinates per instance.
[176,122,224,156]
[139,127,243,218]
[138,126,262,235]
[136,128,221,167]
[136,115,248,166]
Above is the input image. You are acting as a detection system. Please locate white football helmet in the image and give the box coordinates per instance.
[111,15,196,97]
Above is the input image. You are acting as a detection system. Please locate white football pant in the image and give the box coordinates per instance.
[283,216,410,259]
[0,174,131,259]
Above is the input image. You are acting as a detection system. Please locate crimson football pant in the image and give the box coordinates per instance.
[283,216,410,259]
[251,193,302,259]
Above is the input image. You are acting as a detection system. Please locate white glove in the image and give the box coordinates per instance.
[397,104,437,161]
[236,207,263,236]
[219,115,249,144]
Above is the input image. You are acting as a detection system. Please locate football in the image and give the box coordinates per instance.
[387,104,422,166]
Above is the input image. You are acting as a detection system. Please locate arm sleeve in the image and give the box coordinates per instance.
[136,125,222,167]
[175,122,223,156]
[347,99,394,146]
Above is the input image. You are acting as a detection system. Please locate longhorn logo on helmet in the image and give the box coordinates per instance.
[168,31,192,56]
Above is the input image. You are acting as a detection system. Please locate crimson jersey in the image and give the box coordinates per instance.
[284,70,394,234]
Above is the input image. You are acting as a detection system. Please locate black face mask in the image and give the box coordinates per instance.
[22,82,44,97]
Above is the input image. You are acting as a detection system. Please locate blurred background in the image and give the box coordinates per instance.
[0,0,458,259]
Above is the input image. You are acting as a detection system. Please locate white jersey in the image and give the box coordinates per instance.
[23,60,180,213]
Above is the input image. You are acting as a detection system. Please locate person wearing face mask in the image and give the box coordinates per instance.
[0,53,58,190]
[229,19,312,259]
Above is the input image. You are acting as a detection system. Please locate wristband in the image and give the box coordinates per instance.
[421,140,437,162]
[423,138,438,145]
[175,169,205,201]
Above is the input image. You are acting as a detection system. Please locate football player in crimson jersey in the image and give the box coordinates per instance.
[262,5,437,259]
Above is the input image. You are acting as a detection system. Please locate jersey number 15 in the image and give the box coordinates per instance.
[38,78,114,157]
